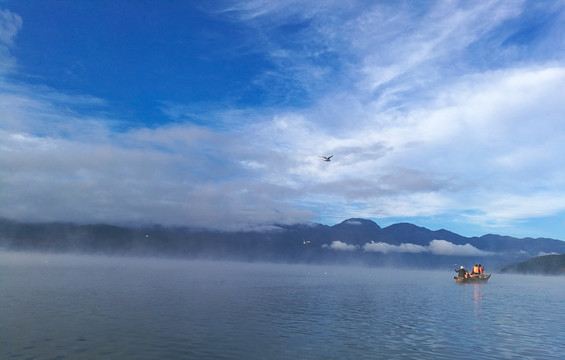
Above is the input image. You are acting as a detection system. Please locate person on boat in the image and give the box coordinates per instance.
[479,264,484,274]
[455,266,468,278]
[471,264,480,276]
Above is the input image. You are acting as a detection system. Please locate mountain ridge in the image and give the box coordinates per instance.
[1,217,564,269]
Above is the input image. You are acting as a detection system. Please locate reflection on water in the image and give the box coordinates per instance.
[1,252,564,359]
[472,284,484,333]
[473,284,483,306]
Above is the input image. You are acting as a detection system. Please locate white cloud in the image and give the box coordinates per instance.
[363,242,428,254]
[322,241,358,251]
[363,240,492,256]
[4,63,565,231]
[461,192,565,230]
[427,239,490,256]
[0,123,317,229]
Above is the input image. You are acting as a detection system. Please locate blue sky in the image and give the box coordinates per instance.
[1,0,565,239]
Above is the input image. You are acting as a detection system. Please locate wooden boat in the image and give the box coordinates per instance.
[454,274,491,283]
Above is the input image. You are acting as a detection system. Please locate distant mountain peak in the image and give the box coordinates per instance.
[337,218,381,229]
[385,222,426,231]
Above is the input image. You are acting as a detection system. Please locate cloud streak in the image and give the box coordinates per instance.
[363,240,492,256]
[0,9,21,73]
[322,239,492,256]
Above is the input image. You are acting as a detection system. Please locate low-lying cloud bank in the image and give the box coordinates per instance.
[322,241,359,251]
[324,239,492,256]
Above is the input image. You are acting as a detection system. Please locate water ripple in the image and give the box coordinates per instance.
[1,254,564,359]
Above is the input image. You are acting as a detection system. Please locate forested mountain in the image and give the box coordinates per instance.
[499,254,565,275]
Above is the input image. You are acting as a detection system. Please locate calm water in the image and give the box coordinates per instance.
[1,252,564,359]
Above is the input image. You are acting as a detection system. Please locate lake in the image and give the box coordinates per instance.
[1,251,564,359]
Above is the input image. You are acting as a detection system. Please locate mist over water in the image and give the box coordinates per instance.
[1,251,564,359]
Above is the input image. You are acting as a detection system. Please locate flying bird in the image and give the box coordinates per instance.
[319,155,333,162]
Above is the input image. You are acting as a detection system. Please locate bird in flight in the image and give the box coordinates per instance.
[319,155,333,162]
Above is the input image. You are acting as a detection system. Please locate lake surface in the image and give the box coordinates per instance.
[1,251,564,359]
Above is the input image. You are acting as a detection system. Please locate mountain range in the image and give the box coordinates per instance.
[1,218,565,269]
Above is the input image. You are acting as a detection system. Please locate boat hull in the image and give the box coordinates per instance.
[454,274,491,283]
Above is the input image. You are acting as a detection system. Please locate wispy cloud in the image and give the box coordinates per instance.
[0,9,21,73]
[0,8,21,47]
